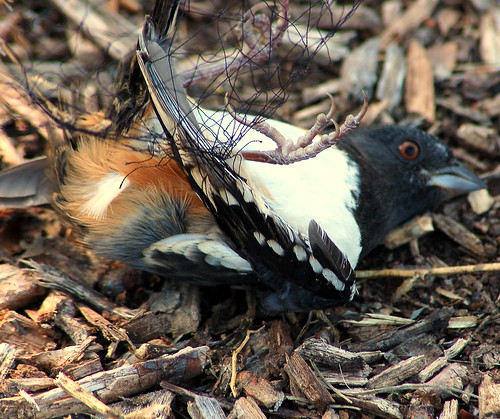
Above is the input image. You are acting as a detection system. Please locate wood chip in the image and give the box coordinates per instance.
[55,372,118,418]
[439,399,459,419]
[467,189,496,215]
[236,371,284,410]
[432,213,485,256]
[383,215,434,249]
[0,342,16,381]
[436,96,491,125]
[284,351,333,410]
[109,389,174,418]
[0,264,45,311]
[187,395,226,419]
[0,310,56,356]
[478,371,500,419]
[0,346,208,418]
[448,316,478,329]
[425,363,468,398]
[436,8,461,36]
[297,338,371,377]
[49,0,137,60]
[340,37,380,96]
[344,395,403,419]
[456,123,499,154]
[380,0,439,48]
[229,396,267,419]
[480,8,500,65]
[427,42,458,80]
[0,377,55,397]
[348,308,452,352]
[376,43,406,110]
[405,39,436,122]
[367,355,428,389]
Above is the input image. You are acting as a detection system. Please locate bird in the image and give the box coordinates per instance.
[0,0,486,311]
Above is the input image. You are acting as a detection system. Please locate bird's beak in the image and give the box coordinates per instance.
[427,161,487,197]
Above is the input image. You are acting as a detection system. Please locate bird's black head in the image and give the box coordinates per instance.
[338,126,486,256]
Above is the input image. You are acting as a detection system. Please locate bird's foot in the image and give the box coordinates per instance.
[231,91,369,165]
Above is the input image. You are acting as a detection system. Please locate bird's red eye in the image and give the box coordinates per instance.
[399,141,420,160]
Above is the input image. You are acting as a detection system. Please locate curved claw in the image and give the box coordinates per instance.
[355,90,369,122]
[329,118,341,144]
[325,93,337,121]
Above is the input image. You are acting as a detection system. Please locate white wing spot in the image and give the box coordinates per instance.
[293,245,307,261]
[309,255,323,274]
[221,190,239,206]
[267,240,285,256]
[253,231,266,245]
[238,182,254,203]
[322,268,345,291]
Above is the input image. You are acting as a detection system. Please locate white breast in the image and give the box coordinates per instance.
[193,108,363,267]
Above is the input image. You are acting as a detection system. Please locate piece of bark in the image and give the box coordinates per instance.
[480,9,500,65]
[109,389,175,418]
[0,345,209,418]
[348,308,452,352]
[261,320,294,378]
[436,96,491,125]
[147,281,201,337]
[425,363,468,398]
[468,189,495,215]
[26,292,94,345]
[322,407,341,419]
[448,316,478,329]
[284,352,333,410]
[407,392,436,419]
[456,123,499,154]
[379,0,439,48]
[405,39,435,122]
[439,399,459,419]
[122,312,173,344]
[436,8,461,36]
[367,355,428,389]
[432,214,485,256]
[297,339,371,377]
[383,215,434,249]
[228,396,266,419]
[0,264,45,311]
[78,304,133,348]
[427,42,458,80]
[187,395,226,419]
[340,37,380,96]
[236,371,284,410]
[0,62,63,142]
[478,93,500,117]
[478,371,500,419]
[54,372,119,418]
[48,0,137,60]
[0,377,55,398]
[0,310,56,356]
[376,43,406,110]
[29,338,102,380]
[27,261,137,319]
[0,342,17,382]
[343,395,403,419]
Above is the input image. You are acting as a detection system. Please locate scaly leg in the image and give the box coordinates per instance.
[227,92,369,164]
